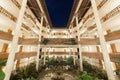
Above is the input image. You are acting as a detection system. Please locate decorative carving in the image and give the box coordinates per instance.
[0,6,17,22]
[24,12,36,23]
[83,0,108,24]
[22,24,31,31]
[87,24,96,31]
[86,1,120,31]
[97,0,108,10]
[89,4,120,30]
[83,13,93,23]
[0,6,33,32]
[101,4,120,22]
[54,33,66,35]
[11,0,36,24]
[11,0,21,9]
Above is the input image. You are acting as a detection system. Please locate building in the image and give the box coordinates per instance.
[0,0,120,80]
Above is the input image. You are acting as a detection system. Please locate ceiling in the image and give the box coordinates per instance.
[45,0,74,28]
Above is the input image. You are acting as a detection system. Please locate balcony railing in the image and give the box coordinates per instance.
[40,38,78,45]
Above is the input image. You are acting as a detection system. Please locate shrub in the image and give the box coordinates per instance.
[83,61,108,80]
[47,57,54,65]
[0,58,7,80]
[10,63,39,80]
[24,63,38,78]
[66,56,73,65]
[75,71,94,80]
[0,70,5,80]
[0,58,7,66]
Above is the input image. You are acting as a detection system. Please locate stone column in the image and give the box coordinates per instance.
[90,0,115,80]
[36,16,43,71]
[69,48,71,57]
[48,48,51,58]
[43,48,46,65]
[4,0,27,80]
[76,14,83,71]
[73,48,76,65]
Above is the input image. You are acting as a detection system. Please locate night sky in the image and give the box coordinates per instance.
[45,0,74,28]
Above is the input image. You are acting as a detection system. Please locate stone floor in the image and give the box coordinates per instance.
[41,73,74,80]
[38,70,76,80]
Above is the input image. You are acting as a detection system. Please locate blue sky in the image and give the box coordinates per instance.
[45,0,74,28]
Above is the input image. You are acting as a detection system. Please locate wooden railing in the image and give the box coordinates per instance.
[11,0,37,24]
[0,30,120,45]
[82,52,120,59]
[0,30,13,41]
[105,30,120,41]
[19,38,39,45]
[41,38,77,45]
[0,52,37,59]
[80,38,99,45]
[0,52,119,63]
[0,51,120,69]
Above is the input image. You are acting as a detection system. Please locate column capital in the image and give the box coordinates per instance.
[40,13,45,17]
[74,12,78,18]
[70,23,73,27]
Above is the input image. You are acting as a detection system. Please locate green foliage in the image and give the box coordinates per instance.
[114,56,120,67]
[10,63,39,80]
[83,61,108,80]
[0,58,7,80]
[41,56,49,60]
[66,56,73,65]
[0,58,7,67]
[75,71,94,80]
[0,70,5,80]
[80,71,94,80]
[46,56,49,60]
[47,57,54,65]
[116,57,120,65]
[25,63,38,78]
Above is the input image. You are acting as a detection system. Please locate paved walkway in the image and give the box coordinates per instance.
[38,70,76,80]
